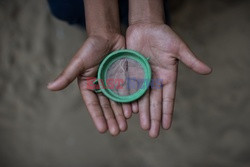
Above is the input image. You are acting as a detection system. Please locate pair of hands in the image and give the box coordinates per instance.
[47,22,211,138]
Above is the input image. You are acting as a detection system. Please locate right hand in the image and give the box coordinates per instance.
[47,33,133,136]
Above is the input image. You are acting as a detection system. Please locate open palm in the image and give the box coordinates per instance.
[48,34,133,136]
[126,23,212,138]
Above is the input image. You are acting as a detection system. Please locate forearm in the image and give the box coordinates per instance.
[84,0,121,36]
[129,0,165,25]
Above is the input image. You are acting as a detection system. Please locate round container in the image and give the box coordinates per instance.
[94,49,151,103]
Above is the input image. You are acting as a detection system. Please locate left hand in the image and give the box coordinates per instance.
[126,23,212,138]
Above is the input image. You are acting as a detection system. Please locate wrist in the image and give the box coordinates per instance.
[86,24,121,38]
[129,18,164,26]
[129,0,165,25]
[84,0,121,36]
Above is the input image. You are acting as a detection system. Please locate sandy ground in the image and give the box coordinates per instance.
[0,0,250,166]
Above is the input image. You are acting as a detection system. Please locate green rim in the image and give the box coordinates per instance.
[95,49,151,103]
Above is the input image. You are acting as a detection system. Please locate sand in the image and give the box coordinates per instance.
[0,0,250,166]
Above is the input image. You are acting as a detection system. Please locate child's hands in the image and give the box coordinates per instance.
[126,23,212,138]
[48,33,132,136]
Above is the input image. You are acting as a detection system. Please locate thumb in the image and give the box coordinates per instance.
[47,42,91,91]
[47,55,85,91]
[178,43,212,75]
[47,60,85,91]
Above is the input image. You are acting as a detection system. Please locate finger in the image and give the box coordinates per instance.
[178,43,212,75]
[78,80,107,133]
[149,88,162,138]
[110,101,127,132]
[47,54,85,91]
[47,39,98,91]
[138,90,150,130]
[98,94,120,136]
[132,101,139,113]
[162,83,176,130]
[122,103,132,119]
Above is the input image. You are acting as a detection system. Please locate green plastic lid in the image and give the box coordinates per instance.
[94,49,151,103]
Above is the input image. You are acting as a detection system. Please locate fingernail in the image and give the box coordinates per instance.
[47,82,53,88]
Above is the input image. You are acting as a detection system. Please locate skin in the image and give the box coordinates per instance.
[128,0,212,138]
[48,0,212,138]
[47,0,133,136]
